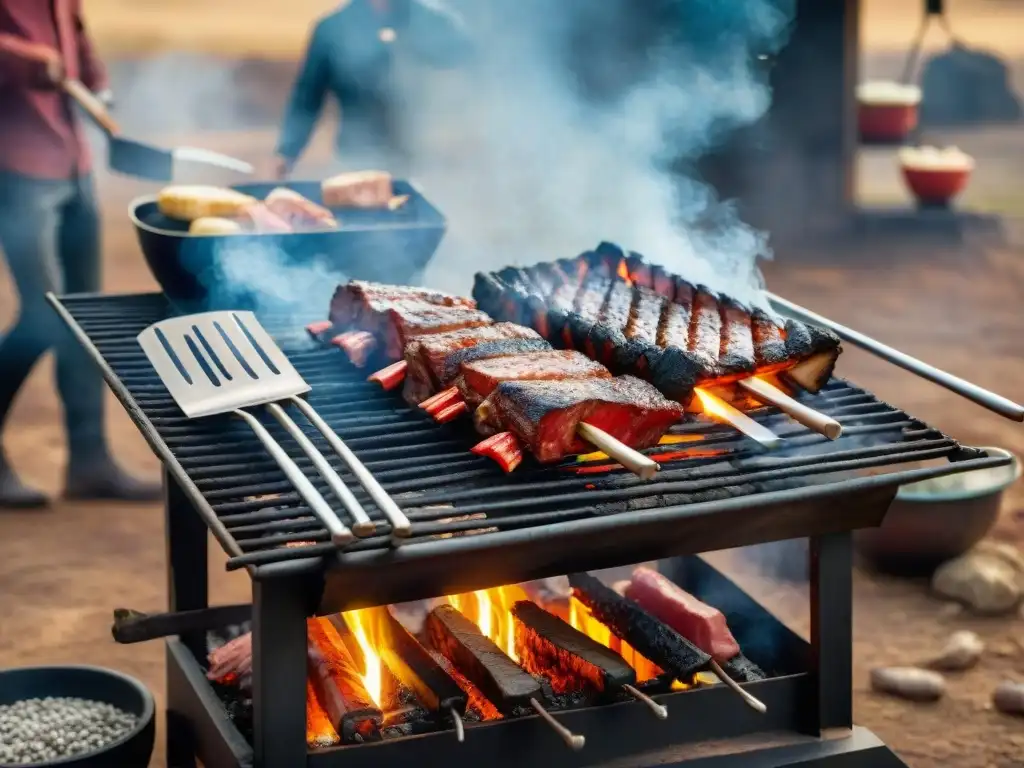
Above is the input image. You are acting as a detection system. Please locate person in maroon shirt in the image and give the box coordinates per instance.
[0,0,158,507]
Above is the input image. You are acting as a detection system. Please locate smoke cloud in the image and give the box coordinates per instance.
[407,0,796,305]
[113,0,797,315]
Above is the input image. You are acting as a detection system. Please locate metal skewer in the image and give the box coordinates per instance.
[576,422,660,480]
[450,707,465,743]
[623,684,668,719]
[708,660,767,714]
[737,377,842,440]
[529,698,585,750]
[767,292,1024,422]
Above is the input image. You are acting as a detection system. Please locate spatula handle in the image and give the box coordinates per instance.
[265,403,376,537]
[233,409,354,547]
[289,396,413,539]
[62,79,120,135]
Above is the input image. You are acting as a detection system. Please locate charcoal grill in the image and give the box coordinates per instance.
[49,290,1009,768]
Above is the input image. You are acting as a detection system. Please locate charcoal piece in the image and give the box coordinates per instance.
[512,601,634,698]
[426,604,540,715]
[379,609,467,716]
[568,573,711,681]
[326,614,366,673]
[440,338,553,385]
[307,679,341,749]
[720,654,767,683]
[307,619,383,742]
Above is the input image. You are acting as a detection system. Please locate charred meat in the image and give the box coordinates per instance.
[402,323,544,404]
[474,376,684,463]
[458,350,610,407]
[473,246,842,402]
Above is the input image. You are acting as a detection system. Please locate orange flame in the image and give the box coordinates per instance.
[567,596,664,682]
[446,585,529,662]
[693,387,733,420]
[341,607,389,707]
[617,259,633,286]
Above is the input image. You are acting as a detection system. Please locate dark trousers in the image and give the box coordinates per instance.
[0,170,107,466]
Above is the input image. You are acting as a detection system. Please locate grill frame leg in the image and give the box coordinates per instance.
[252,575,310,768]
[165,471,209,767]
[166,471,210,659]
[809,531,854,732]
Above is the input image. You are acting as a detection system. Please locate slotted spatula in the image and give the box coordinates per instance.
[137,311,412,543]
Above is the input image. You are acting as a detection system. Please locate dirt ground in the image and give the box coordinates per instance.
[2,1,1024,766]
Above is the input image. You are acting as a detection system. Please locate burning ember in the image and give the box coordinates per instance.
[212,571,769,752]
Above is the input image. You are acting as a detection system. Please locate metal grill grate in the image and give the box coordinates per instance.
[51,292,1004,575]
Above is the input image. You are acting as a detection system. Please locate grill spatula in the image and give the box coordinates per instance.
[63,80,254,182]
[137,311,412,544]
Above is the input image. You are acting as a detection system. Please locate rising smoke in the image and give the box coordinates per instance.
[115,0,796,315]
[407,0,797,304]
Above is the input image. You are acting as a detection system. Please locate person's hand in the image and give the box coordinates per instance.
[38,49,64,88]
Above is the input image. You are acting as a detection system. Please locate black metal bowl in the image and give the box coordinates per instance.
[130,180,446,313]
[0,665,155,768]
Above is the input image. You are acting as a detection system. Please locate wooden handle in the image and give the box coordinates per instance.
[576,422,660,480]
[738,377,843,440]
[694,388,782,450]
[62,79,120,135]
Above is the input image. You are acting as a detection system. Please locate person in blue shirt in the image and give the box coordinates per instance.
[273,0,472,178]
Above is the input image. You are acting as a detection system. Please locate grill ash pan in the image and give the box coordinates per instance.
[130,180,446,312]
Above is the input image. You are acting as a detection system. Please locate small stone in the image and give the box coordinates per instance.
[974,541,1024,579]
[932,552,1022,615]
[870,666,946,702]
[926,630,985,671]
[993,681,1024,716]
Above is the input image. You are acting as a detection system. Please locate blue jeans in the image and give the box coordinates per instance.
[0,170,107,464]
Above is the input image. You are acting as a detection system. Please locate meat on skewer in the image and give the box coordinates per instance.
[568,573,767,714]
[426,604,585,750]
[473,243,843,440]
[512,601,667,719]
[315,282,675,477]
[474,376,684,464]
[403,323,545,404]
[457,350,611,409]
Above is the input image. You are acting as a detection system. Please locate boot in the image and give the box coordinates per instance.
[64,457,161,502]
[0,452,48,509]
